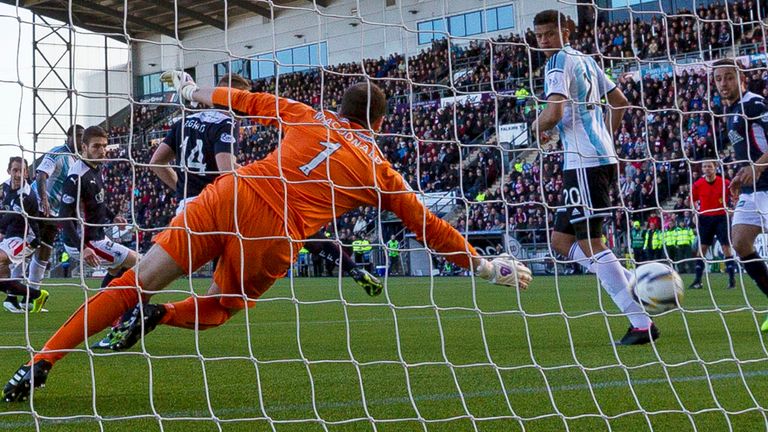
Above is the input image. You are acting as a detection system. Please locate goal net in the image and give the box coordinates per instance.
[1,0,768,430]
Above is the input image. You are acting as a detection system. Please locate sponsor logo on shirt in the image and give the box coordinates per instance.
[729,130,745,145]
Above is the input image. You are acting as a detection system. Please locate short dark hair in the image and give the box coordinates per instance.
[66,124,84,148]
[340,82,387,129]
[67,124,84,137]
[712,58,741,68]
[7,156,27,171]
[533,10,567,27]
[712,58,745,73]
[82,126,108,145]
[216,73,251,91]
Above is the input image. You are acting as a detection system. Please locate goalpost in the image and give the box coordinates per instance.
[1,0,767,430]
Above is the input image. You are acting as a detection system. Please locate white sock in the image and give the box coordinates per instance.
[570,243,634,283]
[10,263,23,280]
[568,243,594,272]
[28,257,47,286]
[593,250,652,329]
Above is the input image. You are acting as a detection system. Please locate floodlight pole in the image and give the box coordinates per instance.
[31,13,74,164]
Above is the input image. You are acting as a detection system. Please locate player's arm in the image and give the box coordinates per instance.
[207,88,314,128]
[604,88,629,137]
[595,66,627,136]
[149,142,178,191]
[379,165,531,288]
[732,151,768,196]
[58,176,80,248]
[531,64,568,144]
[35,154,57,216]
[21,193,41,247]
[732,101,768,195]
[59,176,98,266]
[531,94,565,138]
[691,181,700,209]
[160,71,314,128]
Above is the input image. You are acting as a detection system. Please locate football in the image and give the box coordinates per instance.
[629,263,685,313]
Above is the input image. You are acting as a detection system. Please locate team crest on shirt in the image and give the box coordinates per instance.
[62,194,75,204]
[95,190,105,204]
[547,74,560,89]
[221,133,236,144]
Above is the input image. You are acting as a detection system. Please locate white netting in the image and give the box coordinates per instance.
[0,0,767,430]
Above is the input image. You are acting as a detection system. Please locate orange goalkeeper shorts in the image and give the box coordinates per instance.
[153,174,298,309]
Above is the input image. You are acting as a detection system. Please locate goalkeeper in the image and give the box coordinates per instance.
[3,73,532,401]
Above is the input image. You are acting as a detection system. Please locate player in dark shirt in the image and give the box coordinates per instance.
[59,126,138,284]
[0,157,46,313]
[713,58,768,332]
[149,74,250,213]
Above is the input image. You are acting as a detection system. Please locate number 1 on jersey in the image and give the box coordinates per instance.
[300,141,341,176]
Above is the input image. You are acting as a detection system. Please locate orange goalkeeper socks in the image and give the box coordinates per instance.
[34,269,141,365]
[160,296,232,330]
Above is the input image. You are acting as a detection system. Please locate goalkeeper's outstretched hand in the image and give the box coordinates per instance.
[160,70,198,103]
[475,254,533,290]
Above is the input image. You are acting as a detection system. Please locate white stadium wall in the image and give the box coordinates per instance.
[132,0,575,88]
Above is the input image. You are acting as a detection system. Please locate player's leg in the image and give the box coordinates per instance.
[732,224,768,295]
[731,191,768,331]
[27,222,55,288]
[3,185,228,400]
[304,232,382,296]
[91,241,138,288]
[3,262,27,312]
[716,217,737,289]
[3,244,189,401]
[110,199,295,352]
[691,244,710,289]
[722,244,736,289]
[576,218,656,343]
[0,239,47,312]
[692,215,717,289]
[32,245,184,359]
[2,258,22,313]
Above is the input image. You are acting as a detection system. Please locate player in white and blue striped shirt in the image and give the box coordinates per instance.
[530,10,656,345]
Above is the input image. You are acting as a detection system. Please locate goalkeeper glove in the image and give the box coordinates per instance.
[475,254,533,289]
[160,71,199,105]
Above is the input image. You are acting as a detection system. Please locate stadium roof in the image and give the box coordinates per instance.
[5,0,336,39]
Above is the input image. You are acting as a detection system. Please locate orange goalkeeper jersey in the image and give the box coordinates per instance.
[211,88,477,268]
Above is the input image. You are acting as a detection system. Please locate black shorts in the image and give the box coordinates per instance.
[553,165,617,238]
[697,214,730,246]
[37,219,58,247]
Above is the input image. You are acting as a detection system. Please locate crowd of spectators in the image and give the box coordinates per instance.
[446,0,766,98]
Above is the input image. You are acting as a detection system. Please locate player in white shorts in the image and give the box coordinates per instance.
[531,10,657,346]
[712,58,768,332]
[0,157,48,313]
[58,126,138,282]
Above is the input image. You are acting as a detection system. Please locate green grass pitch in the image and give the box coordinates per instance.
[0,273,767,431]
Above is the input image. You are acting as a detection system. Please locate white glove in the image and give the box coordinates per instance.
[476,254,533,289]
[160,70,199,105]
